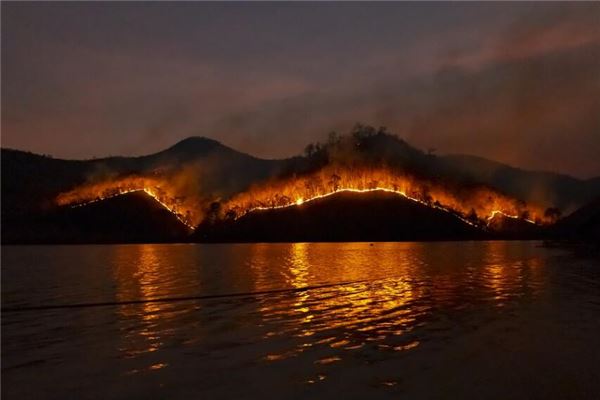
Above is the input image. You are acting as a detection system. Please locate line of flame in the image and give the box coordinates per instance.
[70,188,194,230]
[487,210,536,225]
[66,187,536,232]
[240,187,537,227]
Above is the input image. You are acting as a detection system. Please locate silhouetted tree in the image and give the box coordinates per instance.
[421,186,432,204]
[206,201,221,224]
[279,195,291,206]
[467,208,478,223]
[350,123,377,145]
[304,143,316,158]
[377,126,388,135]
[329,174,341,191]
[327,131,341,148]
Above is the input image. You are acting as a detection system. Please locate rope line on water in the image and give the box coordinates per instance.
[1,279,369,313]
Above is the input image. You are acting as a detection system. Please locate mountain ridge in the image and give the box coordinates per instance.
[3,135,596,181]
[3,128,600,243]
[3,136,597,183]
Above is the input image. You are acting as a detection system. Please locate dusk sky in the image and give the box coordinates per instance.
[2,2,599,177]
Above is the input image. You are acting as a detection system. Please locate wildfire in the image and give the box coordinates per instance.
[56,176,200,229]
[56,166,549,231]
[220,166,549,227]
[487,210,536,225]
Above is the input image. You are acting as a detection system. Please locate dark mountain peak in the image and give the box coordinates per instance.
[305,128,426,171]
[150,136,254,164]
[361,132,424,159]
[3,125,600,244]
[167,136,227,154]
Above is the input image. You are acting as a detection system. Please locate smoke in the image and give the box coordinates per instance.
[3,3,598,178]
[208,5,600,178]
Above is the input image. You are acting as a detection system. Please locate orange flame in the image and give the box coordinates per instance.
[220,166,549,226]
[56,176,200,228]
[56,166,550,230]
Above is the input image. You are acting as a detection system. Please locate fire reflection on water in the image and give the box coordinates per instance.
[482,241,544,306]
[256,243,428,361]
[112,245,190,369]
[251,242,546,364]
[114,245,162,357]
[287,243,312,325]
[105,242,548,377]
[5,241,599,399]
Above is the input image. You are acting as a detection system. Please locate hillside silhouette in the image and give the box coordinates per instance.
[2,191,190,244]
[553,197,600,240]
[195,190,485,243]
[2,124,600,243]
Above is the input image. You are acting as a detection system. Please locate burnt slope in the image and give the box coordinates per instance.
[2,191,190,244]
[194,190,485,242]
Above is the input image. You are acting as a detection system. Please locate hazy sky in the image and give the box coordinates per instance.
[2,2,599,177]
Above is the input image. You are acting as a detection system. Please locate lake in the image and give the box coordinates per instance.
[2,241,600,399]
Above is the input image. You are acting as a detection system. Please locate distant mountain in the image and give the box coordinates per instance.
[440,154,600,212]
[194,190,484,243]
[553,197,600,241]
[2,128,599,243]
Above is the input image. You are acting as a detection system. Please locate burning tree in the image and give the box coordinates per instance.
[329,174,341,192]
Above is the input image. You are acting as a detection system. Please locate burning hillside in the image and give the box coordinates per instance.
[54,127,555,234]
[218,166,549,228]
[55,164,549,232]
[196,189,484,242]
[56,175,201,228]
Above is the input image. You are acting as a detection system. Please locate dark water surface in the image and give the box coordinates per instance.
[2,242,600,399]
